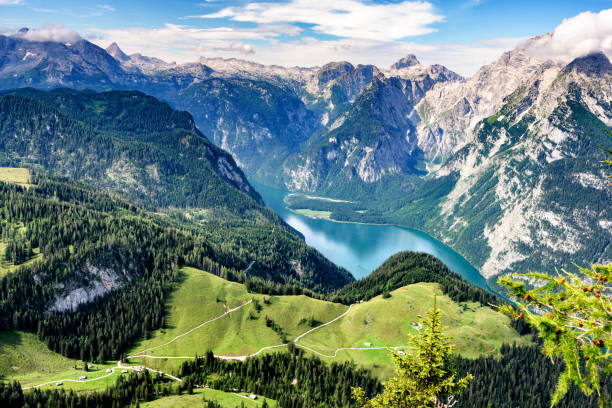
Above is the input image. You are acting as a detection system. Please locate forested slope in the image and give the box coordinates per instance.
[0,88,354,292]
[0,87,260,210]
[0,172,351,364]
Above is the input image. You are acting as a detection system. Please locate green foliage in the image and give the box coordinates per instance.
[330,251,500,308]
[603,130,612,177]
[0,370,176,408]
[353,298,472,407]
[0,87,265,210]
[0,174,350,363]
[179,347,382,408]
[498,264,612,407]
[0,86,356,292]
[454,341,607,407]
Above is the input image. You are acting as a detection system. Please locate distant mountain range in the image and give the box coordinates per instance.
[0,29,609,283]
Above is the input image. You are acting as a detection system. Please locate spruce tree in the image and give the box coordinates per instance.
[498,140,612,408]
[499,264,611,407]
[353,297,472,407]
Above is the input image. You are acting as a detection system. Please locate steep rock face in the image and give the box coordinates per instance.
[68,39,126,83]
[105,42,172,75]
[305,62,382,127]
[105,42,130,62]
[169,78,318,184]
[390,54,420,70]
[2,33,610,283]
[385,55,463,84]
[430,53,612,279]
[50,265,127,312]
[282,73,447,196]
[316,61,356,85]
[414,49,552,166]
[0,35,132,88]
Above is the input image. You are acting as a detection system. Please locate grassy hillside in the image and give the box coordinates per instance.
[141,388,275,408]
[0,265,529,404]
[0,245,42,280]
[0,167,31,188]
[0,330,120,391]
[298,282,529,377]
[128,267,529,378]
[128,267,347,373]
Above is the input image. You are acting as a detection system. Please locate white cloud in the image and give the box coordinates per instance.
[0,0,23,5]
[11,24,82,43]
[524,8,612,62]
[193,0,443,41]
[213,42,255,54]
[31,7,59,13]
[91,23,297,62]
[97,5,115,12]
[91,21,519,76]
[466,0,486,7]
[195,41,255,54]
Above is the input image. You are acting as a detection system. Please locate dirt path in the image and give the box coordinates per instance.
[293,304,353,342]
[24,298,405,390]
[128,298,253,358]
[296,344,413,359]
[131,301,410,362]
[22,361,182,390]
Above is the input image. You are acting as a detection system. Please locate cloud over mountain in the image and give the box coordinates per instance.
[525,8,612,62]
[9,24,82,44]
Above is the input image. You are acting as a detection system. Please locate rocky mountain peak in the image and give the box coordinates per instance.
[17,27,29,35]
[106,42,130,62]
[390,54,420,70]
[316,61,355,84]
[563,52,612,76]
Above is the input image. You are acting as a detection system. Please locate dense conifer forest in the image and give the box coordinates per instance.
[0,87,354,291]
[0,174,347,362]
[2,343,609,408]
[330,251,500,306]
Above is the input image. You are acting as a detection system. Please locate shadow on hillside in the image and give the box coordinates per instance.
[0,330,25,380]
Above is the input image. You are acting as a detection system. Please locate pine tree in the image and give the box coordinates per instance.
[353,297,472,407]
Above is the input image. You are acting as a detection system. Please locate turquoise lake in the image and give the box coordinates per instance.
[251,181,492,291]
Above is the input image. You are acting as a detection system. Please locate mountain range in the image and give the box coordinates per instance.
[0,29,609,283]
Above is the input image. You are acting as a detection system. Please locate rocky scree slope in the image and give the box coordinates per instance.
[411,52,612,280]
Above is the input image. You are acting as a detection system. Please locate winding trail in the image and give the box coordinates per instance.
[128,299,253,358]
[21,300,256,390]
[21,361,182,390]
[296,344,413,359]
[242,261,255,274]
[131,301,410,361]
[293,304,353,342]
[24,296,409,390]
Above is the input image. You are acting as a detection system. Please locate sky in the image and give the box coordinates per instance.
[1,0,612,76]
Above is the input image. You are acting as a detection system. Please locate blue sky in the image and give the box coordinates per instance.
[1,0,612,75]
